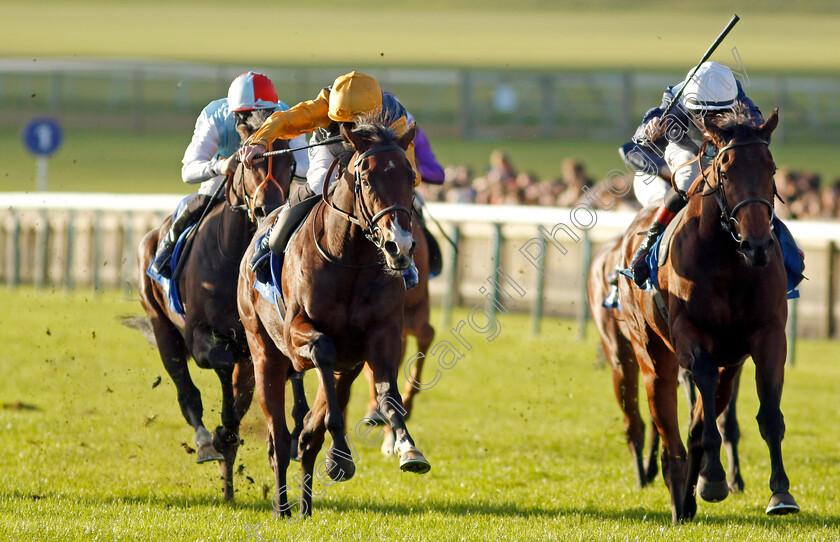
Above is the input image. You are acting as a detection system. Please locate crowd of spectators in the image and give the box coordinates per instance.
[774,168,840,221]
[422,149,839,221]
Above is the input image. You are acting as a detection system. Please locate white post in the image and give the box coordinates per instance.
[36,156,48,192]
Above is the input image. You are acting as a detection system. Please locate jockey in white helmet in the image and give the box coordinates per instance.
[627,62,763,287]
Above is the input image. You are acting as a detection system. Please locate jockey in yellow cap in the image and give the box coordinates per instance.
[240,71,420,187]
[240,71,427,289]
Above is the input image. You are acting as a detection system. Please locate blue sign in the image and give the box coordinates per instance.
[23,118,63,156]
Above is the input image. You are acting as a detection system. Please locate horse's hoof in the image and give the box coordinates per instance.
[729,475,745,494]
[766,492,800,515]
[697,476,729,503]
[196,442,224,463]
[399,448,431,474]
[362,407,386,426]
[325,453,356,482]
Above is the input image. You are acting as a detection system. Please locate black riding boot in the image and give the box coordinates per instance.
[249,184,318,271]
[630,190,685,287]
[151,193,213,278]
[630,221,667,287]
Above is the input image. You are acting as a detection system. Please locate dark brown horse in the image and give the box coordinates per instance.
[588,237,745,492]
[617,108,798,523]
[136,119,295,501]
[237,118,430,519]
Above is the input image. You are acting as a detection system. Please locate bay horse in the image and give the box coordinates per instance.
[237,118,431,519]
[136,114,296,501]
[588,237,744,492]
[617,108,798,523]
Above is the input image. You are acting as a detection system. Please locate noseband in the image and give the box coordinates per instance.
[323,144,414,249]
[701,139,774,242]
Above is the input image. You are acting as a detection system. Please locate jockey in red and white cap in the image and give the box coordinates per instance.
[150,71,309,278]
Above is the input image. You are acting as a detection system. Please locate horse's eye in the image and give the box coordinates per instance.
[720,170,729,183]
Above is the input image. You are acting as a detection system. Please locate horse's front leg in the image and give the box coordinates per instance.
[289,316,356,486]
[673,318,729,505]
[749,324,800,515]
[367,324,431,474]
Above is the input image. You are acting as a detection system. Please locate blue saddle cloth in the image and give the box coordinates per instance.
[145,223,196,315]
[621,216,806,300]
[252,230,286,316]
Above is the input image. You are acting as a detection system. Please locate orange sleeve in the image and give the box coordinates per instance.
[250,88,332,149]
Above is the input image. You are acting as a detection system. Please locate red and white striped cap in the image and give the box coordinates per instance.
[227,71,278,111]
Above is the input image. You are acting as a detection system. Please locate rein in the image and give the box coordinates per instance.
[699,139,774,242]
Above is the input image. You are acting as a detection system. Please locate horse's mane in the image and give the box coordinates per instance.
[705,105,764,143]
[337,114,399,171]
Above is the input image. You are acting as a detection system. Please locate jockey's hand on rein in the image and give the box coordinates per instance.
[238,144,266,169]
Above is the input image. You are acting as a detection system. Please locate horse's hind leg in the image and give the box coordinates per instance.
[288,371,309,462]
[611,358,646,488]
[719,366,744,493]
[213,357,254,502]
[250,338,294,517]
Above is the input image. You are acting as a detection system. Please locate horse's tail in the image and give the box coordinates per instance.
[119,315,156,347]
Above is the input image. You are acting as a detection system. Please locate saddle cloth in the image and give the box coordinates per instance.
[145,223,196,316]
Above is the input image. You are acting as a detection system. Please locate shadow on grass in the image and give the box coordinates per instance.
[8,489,837,529]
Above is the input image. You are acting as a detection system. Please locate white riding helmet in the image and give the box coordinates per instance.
[681,62,737,111]
[227,71,278,111]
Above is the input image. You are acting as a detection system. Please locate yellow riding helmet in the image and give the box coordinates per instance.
[328,71,383,122]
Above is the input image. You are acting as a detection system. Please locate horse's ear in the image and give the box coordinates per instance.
[340,122,367,151]
[759,107,779,143]
[396,121,417,151]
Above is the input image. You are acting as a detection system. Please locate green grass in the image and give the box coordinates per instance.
[2,129,839,195]
[4,1,840,75]
[1,288,839,540]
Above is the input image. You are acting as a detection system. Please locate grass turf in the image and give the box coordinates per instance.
[1,288,839,540]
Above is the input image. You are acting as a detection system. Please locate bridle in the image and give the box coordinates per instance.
[702,139,775,242]
[321,144,414,249]
[228,152,296,223]
[675,138,776,243]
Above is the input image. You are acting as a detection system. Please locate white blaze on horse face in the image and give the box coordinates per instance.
[383,213,414,260]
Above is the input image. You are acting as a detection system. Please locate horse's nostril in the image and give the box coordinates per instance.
[409,241,416,257]
[384,241,399,256]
